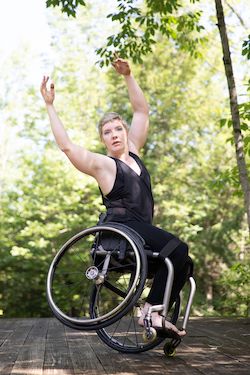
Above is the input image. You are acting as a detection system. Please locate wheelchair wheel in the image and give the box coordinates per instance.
[92,277,182,353]
[46,224,147,330]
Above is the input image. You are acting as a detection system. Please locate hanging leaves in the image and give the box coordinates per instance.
[46,0,86,17]
[45,0,205,65]
[242,35,250,60]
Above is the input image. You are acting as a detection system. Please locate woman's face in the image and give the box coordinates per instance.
[101,119,128,155]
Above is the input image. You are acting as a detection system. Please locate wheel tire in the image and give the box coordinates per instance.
[47,225,147,330]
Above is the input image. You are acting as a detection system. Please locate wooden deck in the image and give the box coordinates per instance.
[0,317,249,375]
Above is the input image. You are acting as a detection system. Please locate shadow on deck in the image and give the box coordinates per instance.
[0,317,249,375]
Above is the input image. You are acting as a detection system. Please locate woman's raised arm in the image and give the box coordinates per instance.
[40,76,113,183]
[112,58,149,153]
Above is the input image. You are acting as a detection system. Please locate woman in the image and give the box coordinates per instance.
[40,58,188,336]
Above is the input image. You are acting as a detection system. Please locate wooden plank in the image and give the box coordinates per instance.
[86,330,202,375]
[0,317,249,375]
[0,319,35,375]
[0,319,17,347]
[186,318,250,363]
[43,319,74,375]
[86,334,143,375]
[65,326,106,375]
[10,318,48,375]
[187,317,250,345]
[178,345,250,375]
[120,348,201,375]
[176,318,250,375]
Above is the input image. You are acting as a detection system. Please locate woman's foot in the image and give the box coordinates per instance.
[138,304,186,337]
[150,312,186,337]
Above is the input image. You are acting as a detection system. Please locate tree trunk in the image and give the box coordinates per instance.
[215,0,250,234]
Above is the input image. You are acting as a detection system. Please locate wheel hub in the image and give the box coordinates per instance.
[85,266,99,280]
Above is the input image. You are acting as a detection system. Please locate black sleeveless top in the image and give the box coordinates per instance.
[100,152,154,224]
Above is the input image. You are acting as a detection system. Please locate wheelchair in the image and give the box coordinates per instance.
[46,222,196,357]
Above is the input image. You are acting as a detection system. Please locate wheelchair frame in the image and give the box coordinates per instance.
[46,223,196,356]
[145,250,196,331]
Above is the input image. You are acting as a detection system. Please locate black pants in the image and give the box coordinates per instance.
[124,221,189,306]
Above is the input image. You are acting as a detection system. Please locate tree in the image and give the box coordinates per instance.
[215,0,250,232]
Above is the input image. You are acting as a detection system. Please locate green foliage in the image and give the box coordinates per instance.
[0,151,102,317]
[216,78,250,318]
[96,0,205,66]
[0,8,106,317]
[239,100,250,157]
[45,0,205,66]
[46,0,86,17]
[1,2,248,318]
[217,259,250,317]
[242,34,250,60]
[219,97,250,159]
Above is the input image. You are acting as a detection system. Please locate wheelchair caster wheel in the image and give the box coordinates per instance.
[142,327,157,343]
[163,342,176,357]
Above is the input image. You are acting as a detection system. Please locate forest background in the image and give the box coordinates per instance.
[0,0,249,318]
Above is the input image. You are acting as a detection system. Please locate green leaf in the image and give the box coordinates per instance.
[219,118,228,128]
[241,122,249,131]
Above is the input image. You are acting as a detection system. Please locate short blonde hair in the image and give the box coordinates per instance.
[98,112,129,137]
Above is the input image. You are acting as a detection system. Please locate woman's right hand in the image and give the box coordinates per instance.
[112,55,131,76]
[40,76,55,105]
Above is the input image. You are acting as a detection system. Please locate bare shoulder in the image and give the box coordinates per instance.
[93,152,116,177]
[63,143,119,196]
[63,142,116,178]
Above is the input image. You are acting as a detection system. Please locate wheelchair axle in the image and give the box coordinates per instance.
[85,266,104,285]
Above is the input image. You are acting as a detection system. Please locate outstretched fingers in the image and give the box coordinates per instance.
[40,76,49,94]
[40,76,55,104]
[41,75,49,86]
